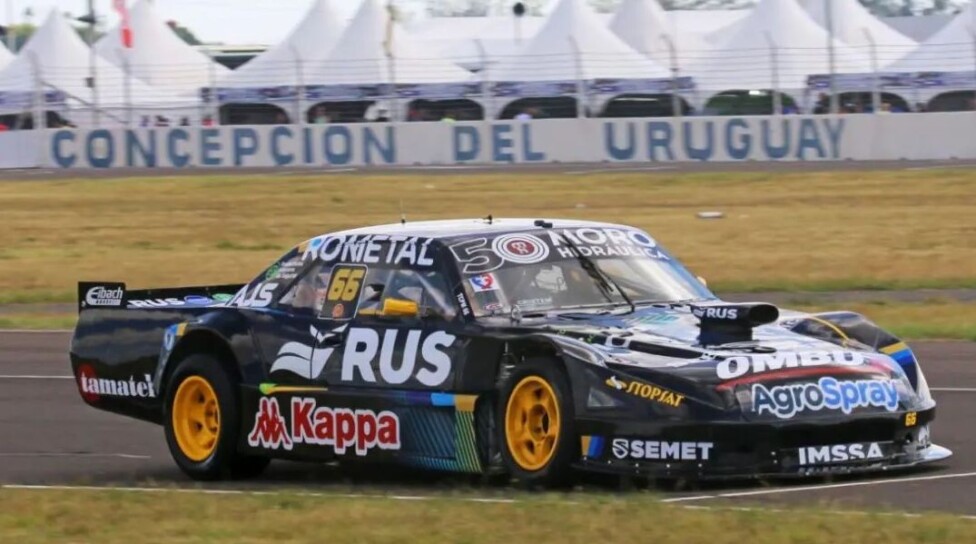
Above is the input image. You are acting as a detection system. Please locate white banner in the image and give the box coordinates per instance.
[34,113,976,169]
[0,131,42,169]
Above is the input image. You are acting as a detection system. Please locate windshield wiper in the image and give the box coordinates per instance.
[544,225,637,315]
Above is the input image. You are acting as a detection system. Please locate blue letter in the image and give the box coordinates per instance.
[51,130,76,168]
[200,128,222,166]
[646,122,674,161]
[823,118,845,159]
[492,124,514,163]
[168,129,190,168]
[761,119,791,160]
[86,129,115,168]
[796,119,826,160]
[604,122,635,161]
[233,128,259,166]
[303,127,313,165]
[521,123,545,162]
[453,126,479,162]
[683,121,714,162]
[364,126,395,165]
[725,119,751,160]
[323,125,352,165]
[126,130,156,168]
[270,126,294,166]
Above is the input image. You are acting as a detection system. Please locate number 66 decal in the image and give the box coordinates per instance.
[322,264,367,320]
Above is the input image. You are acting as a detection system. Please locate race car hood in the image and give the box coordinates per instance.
[488,302,923,420]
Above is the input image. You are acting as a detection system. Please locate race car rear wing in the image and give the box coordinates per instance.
[77,282,246,313]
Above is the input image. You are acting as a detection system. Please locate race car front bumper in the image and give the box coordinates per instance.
[573,408,952,479]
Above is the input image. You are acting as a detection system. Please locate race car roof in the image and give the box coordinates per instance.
[322,218,635,240]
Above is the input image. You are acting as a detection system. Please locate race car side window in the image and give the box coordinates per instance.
[277,261,334,316]
[356,264,458,321]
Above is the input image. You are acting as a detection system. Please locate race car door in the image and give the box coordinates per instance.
[318,261,464,391]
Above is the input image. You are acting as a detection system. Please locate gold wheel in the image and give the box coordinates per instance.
[171,376,220,462]
[505,376,561,471]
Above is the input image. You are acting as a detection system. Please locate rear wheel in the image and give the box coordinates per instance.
[498,357,576,486]
[164,354,270,480]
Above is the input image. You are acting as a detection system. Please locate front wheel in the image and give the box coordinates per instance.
[498,357,577,487]
[164,354,270,481]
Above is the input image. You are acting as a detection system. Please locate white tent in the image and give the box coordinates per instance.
[671,9,750,36]
[406,16,545,71]
[219,0,344,88]
[96,0,229,92]
[882,14,953,43]
[799,0,915,55]
[0,43,13,70]
[0,10,186,122]
[886,5,976,73]
[608,0,711,66]
[310,0,471,86]
[490,0,671,83]
[691,0,871,98]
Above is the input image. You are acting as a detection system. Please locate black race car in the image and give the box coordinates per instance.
[70,219,950,484]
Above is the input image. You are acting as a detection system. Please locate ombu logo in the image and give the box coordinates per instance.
[605,376,684,407]
[247,397,400,456]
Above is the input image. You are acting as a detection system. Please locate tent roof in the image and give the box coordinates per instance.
[886,5,976,72]
[692,0,871,93]
[609,0,711,63]
[310,0,471,85]
[0,10,177,107]
[96,0,228,92]
[219,0,344,88]
[670,9,750,35]
[405,16,544,70]
[881,14,953,42]
[490,0,670,82]
[799,0,915,50]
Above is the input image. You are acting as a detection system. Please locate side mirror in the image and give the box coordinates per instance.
[381,298,419,318]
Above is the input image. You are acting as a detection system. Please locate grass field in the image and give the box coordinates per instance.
[0,170,974,303]
[1,488,974,543]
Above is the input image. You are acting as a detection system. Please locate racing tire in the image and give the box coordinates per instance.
[164,354,270,481]
[497,357,577,487]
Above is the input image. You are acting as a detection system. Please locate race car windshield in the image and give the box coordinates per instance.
[454,231,714,317]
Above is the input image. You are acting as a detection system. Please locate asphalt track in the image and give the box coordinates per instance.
[1,330,973,515]
[1,158,976,180]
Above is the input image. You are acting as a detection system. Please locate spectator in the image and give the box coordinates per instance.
[312,106,330,124]
[915,102,927,113]
[202,115,215,127]
[274,112,289,125]
[179,117,190,126]
[879,102,892,114]
[441,111,456,123]
[813,93,829,114]
[154,115,170,127]
[514,109,532,121]
[140,115,151,127]
[374,108,390,122]
[0,121,8,132]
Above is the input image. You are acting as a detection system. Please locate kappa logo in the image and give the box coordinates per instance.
[85,286,124,307]
[247,397,400,456]
[798,442,884,465]
[716,351,869,380]
[269,325,346,380]
[247,397,293,450]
